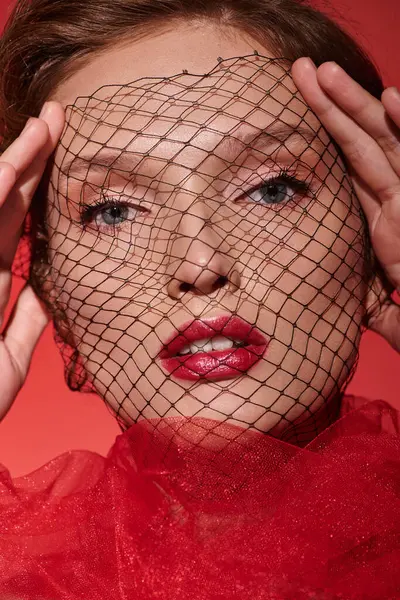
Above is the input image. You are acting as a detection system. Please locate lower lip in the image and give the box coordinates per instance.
[159,344,268,381]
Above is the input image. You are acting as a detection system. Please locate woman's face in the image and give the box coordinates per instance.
[46,23,368,442]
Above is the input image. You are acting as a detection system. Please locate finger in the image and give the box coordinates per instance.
[16,101,65,201]
[0,162,17,211]
[3,284,49,382]
[0,117,50,180]
[5,101,65,210]
[369,302,400,354]
[291,58,400,204]
[315,62,400,178]
[349,168,381,227]
[1,101,65,173]
[381,86,400,131]
[0,118,50,260]
[0,285,49,419]
[0,102,65,262]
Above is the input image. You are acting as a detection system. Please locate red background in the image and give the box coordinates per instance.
[0,0,399,477]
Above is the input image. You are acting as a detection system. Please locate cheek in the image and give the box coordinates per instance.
[244,187,366,390]
[45,177,366,342]
[42,171,366,429]
[239,191,365,304]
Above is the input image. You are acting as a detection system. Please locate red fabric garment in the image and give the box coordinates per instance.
[0,397,399,599]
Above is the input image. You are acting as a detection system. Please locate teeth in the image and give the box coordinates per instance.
[188,340,213,354]
[193,338,212,349]
[212,335,234,351]
[178,346,191,355]
[177,336,242,356]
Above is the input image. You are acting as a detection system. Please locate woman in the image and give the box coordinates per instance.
[0,0,399,597]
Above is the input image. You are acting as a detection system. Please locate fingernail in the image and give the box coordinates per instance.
[39,102,51,119]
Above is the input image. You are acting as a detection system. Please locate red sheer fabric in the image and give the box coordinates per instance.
[0,397,399,599]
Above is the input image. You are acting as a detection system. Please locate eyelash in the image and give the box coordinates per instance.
[80,195,141,231]
[241,167,312,207]
[79,167,312,231]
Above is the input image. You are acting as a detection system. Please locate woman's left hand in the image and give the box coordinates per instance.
[292,58,400,352]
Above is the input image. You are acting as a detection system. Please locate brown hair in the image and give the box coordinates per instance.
[1,0,388,393]
[0,0,384,151]
[1,0,390,306]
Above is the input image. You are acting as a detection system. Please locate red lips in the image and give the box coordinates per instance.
[158,315,268,382]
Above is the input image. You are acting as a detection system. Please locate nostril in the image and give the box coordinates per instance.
[178,275,229,295]
[179,281,192,293]
[211,275,229,292]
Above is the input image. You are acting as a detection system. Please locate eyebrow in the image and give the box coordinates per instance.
[237,122,321,150]
[62,150,142,177]
[61,122,322,176]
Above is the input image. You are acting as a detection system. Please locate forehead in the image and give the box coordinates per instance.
[67,56,297,123]
[56,56,324,173]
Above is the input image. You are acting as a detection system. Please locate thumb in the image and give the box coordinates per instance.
[368,300,400,353]
[3,283,50,381]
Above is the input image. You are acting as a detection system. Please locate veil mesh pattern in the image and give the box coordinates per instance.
[12,54,373,446]
[5,54,400,600]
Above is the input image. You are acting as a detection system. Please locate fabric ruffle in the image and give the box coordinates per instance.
[0,398,399,599]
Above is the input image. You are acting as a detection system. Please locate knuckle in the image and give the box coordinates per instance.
[317,101,335,119]
[375,133,400,156]
[343,141,368,164]
[376,182,400,202]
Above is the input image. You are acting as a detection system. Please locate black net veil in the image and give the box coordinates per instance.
[12,53,380,448]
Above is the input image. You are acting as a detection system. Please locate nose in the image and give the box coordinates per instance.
[166,200,241,300]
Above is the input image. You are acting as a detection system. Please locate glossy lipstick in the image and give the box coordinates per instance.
[158,315,268,382]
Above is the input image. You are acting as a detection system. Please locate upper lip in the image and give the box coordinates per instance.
[158,315,268,358]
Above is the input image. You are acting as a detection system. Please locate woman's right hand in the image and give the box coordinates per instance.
[0,101,65,419]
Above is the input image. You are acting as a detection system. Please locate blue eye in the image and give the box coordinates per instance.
[248,181,294,204]
[80,195,141,231]
[245,172,310,206]
[95,204,130,226]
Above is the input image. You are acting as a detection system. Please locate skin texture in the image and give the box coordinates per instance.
[1,22,399,442]
[38,24,370,440]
